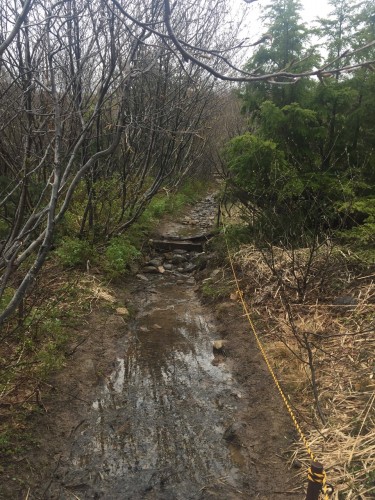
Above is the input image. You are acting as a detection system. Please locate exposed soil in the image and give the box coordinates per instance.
[2,194,302,499]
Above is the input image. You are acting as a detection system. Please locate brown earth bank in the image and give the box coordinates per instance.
[1,194,302,500]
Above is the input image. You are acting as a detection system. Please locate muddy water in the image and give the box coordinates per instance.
[59,196,247,499]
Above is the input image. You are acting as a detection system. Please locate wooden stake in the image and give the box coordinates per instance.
[306,461,324,500]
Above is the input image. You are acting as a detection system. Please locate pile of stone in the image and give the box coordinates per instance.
[142,248,203,275]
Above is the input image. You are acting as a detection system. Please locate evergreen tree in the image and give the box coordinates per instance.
[242,0,316,113]
[225,0,375,249]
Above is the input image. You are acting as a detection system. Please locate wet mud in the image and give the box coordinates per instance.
[46,194,249,499]
[7,194,299,499]
[65,280,244,499]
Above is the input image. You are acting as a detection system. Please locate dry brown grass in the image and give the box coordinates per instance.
[231,243,375,498]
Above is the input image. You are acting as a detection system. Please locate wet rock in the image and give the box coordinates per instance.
[143,266,160,274]
[174,249,188,255]
[231,391,243,399]
[172,254,187,265]
[116,307,129,316]
[183,263,197,273]
[210,269,221,279]
[213,340,227,354]
[163,263,173,270]
[148,258,163,267]
[292,458,303,469]
[136,274,148,281]
[151,239,203,252]
[193,253,208,270]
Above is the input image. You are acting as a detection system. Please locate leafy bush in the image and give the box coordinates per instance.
[55,237,95,267]
[336,197,375,262]
[224,132,302,209]
[147,197,168,217]
[201,278,232,301]
[104,236,141,276]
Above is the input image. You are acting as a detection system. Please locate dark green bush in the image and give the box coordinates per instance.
[55,237,95,267]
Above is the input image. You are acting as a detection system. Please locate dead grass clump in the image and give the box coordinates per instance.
[266,340,308,393]
[230,241,375,498]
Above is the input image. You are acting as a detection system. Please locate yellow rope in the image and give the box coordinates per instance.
[221,218,331,499]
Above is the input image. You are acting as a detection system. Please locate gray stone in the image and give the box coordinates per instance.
[143,266,160,274]
[183,263,197,273]
[172,254,187,265]
[136,274,149,281]
[148,258,163,267]
[333,295,358,306]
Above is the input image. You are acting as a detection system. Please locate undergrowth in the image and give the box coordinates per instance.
[0,267,94,460]
[55,178,208,277]
[217,220,375,499]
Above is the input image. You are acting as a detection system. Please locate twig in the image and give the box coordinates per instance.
[347,392,375,465]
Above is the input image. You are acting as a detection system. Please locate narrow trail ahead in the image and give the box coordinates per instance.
[18,194,300,499]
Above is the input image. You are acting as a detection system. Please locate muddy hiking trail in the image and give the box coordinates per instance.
[5,194,302,499]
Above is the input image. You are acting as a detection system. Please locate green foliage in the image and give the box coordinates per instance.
[259,100,323,165]
[242,0,317,113]
[130,179,207,239]
[55,237,95,268]
[224,132,301,207]
[223,224,254,248]
[201,278,232,301]
[104,236,141,277]
[31,315,68,377]
[0,288,15,314]
[229,0,375,252]
[207,225,253,262]
[336,197,375,260]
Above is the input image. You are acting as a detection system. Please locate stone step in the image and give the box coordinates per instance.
[150,239,203,252]
[159,231,217,243]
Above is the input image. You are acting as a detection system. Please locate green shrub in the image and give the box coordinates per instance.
[336,197,375,262]
[104,236,140,276]
[147,197,168,217]
[201,278,232,301]
[55,237,94,267]
[179,179,206,202]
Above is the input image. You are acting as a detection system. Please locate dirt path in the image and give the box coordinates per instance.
[5,195,301,499]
